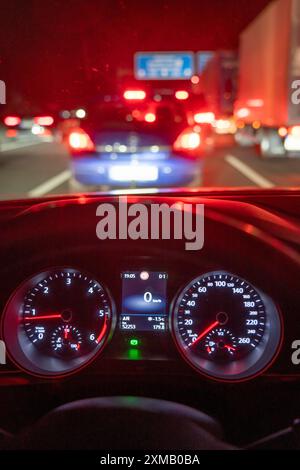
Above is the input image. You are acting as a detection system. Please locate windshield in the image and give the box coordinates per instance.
[1,0,299,200]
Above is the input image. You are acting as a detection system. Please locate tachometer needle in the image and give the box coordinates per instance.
[191,320,219,347]
[24,313,62,321]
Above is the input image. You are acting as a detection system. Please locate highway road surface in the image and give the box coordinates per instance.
[0,134,300,201]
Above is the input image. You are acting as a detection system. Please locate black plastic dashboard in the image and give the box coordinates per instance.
[0,188,300,444]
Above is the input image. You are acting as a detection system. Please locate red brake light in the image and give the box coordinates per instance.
[175,90,189,100]
[193,112,215,124]
[4,116,21,127]
[34,116,54,126]
[68,128,95,152]
[123,90,146,100]
[174,128,201,151]
[144,112,156,123]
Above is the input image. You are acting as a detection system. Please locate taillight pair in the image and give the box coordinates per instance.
[3,115,54,127]
[68,127,201,154]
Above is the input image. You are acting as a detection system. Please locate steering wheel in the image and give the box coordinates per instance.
[4,396,235,450]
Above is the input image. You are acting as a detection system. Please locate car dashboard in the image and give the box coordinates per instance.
[0,188,300,447]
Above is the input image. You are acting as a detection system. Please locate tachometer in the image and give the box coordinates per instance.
[172,271,282,381]
[2,268,115,377]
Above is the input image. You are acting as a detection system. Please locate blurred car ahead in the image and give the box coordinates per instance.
[2,114,55,140]
[67,98,203,190]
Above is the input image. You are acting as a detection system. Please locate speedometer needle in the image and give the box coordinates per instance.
[24,313,62,321]
[191,320,219,347]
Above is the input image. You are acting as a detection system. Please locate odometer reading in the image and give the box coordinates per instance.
[172,271,282,381]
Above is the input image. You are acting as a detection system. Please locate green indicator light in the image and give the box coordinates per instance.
[129,338,139,347]
[128,348,141,360]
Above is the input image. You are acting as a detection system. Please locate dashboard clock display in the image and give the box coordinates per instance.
[120,271,168,332]
[2,268,115,377]
[172,271,282,381]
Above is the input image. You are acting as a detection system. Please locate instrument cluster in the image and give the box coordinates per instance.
[1,266,283,382]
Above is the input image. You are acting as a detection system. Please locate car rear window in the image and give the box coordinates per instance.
[86,103,187,129]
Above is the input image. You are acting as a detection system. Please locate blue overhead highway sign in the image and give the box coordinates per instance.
[134,52,194,80]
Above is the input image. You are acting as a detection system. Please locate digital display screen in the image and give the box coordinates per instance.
[120,271,168,332]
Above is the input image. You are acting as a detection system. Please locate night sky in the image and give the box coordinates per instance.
[0,0,271,111]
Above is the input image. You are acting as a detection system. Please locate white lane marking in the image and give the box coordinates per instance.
[28,170,71,197]
[225,154,275,188]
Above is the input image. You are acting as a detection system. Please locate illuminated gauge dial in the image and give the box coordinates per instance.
[2,268,115,377]
[51,325,82,356]
[205,328,237,358]
[172,271,282,381]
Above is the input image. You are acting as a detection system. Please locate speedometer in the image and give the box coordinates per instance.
[172,271,282,381]
[2,268,115,377]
